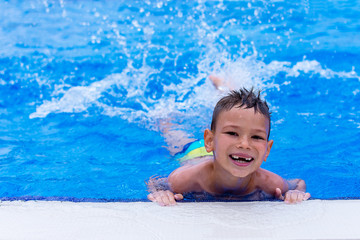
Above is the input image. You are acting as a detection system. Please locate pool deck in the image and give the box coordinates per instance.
[0,199,359,239]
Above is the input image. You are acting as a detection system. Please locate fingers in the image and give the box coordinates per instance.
[284,190,311,204]
[174,194,184,201]
[147,190,180,206]
[147,193,156,202]
[275,188,284,200]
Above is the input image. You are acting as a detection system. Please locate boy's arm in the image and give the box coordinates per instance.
[146,165,196,206]
[256,169,310,204]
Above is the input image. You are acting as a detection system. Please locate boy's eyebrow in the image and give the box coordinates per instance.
[252,128,268,135]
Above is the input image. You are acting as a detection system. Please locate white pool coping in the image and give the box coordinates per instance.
[0,199,359,239]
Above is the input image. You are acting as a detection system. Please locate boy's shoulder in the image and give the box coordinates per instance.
[169,158,213,193]
[253,168,288,194]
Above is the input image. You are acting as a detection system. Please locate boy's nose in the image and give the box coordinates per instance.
[236,136,250,149]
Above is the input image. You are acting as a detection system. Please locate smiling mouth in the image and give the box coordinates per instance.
[230,155,254,163]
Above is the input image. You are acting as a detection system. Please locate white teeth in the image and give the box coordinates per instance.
[230,155,253,161]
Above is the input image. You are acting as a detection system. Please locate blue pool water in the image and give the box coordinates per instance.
[0,0,359,201]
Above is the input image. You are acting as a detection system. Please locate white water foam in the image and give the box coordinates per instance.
[30,57,359,131]
[29,64,156,119]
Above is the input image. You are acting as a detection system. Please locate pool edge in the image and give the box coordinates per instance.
[0,199,359,239]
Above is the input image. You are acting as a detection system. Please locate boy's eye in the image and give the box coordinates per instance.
[225,131,238,136]
[252,135,265,140]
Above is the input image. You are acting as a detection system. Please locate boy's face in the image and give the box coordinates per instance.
[204,106,273,178]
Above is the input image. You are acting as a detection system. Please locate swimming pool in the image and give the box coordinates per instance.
[0,0,359,201]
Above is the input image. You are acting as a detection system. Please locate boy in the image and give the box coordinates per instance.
[147,88,310,206]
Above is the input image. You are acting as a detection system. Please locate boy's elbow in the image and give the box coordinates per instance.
[292,179,306,192]
[168,171,179,192]
[298,179,306,191]
[168,171,188,193]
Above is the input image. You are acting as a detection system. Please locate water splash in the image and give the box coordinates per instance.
[29,53,359,132]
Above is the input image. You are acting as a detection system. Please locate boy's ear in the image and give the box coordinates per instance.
[204,129,214,152]
[264,140,274,162]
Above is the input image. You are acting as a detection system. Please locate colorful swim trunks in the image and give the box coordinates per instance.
[174,139,213,163]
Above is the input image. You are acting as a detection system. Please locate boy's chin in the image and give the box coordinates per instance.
[228,169,254,178]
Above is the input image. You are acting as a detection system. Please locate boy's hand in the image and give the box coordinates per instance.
[147,190,184,206]
[275,188,311,204]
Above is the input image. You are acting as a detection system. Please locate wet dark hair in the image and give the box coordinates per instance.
[210,88,271,139]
